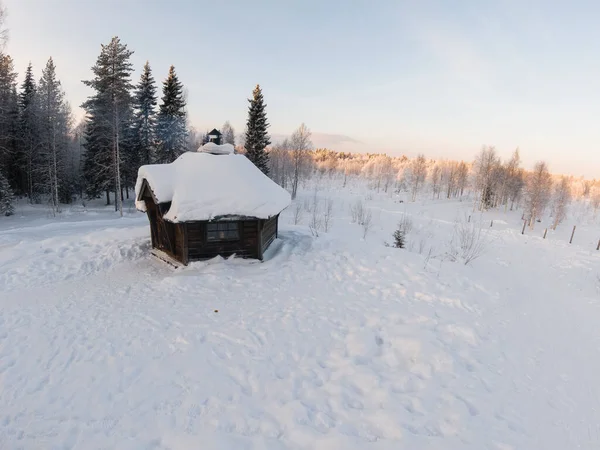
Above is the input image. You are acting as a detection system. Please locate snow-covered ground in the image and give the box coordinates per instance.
[1,181,600,449]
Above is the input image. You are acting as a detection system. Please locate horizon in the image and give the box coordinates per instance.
[4,0,600,178]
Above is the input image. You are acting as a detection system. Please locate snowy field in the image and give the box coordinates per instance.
[1,178,600,449]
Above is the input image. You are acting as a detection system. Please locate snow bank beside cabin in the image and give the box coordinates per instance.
[135,152,291,222]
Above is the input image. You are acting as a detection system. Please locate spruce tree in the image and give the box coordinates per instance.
[0,54,18,192]
[155,65,187,164]
[244,84,270,174]
[82,36,134,215]
[38,58,71,213]
[0,168,15,216]
[18,63,40,201]
[131,61,157,166]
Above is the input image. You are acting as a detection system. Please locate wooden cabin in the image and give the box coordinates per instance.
[135,143,290,265]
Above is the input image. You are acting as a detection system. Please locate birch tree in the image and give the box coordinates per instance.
[222,121,235,146]
[408,154,427,201]
[551,177,571,230]
[524,161,553,229]
[289,123,312,200]
[473,146,500,210]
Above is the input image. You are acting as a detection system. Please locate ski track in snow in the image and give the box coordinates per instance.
[1,204,600,449]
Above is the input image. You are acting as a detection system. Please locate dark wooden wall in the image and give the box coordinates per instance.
[186,219,261,261]
[141,186,281,264]
[260,215,278,256]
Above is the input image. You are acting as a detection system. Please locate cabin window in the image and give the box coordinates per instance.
[206,222,239,241]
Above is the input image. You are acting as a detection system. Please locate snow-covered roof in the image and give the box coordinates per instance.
[135,152,291,222]
[198,142,234,155]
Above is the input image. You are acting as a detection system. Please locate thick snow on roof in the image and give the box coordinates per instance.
[135,152,291,222]
[198,142,234,155]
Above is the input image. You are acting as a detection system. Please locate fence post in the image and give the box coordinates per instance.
[468,215,471,223]
[490,219,494,227]
[521,219,527,235]
[569,225,576,244]
[543,228,547,239]
[596,239,600,251]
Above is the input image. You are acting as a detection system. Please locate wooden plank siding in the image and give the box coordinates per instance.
[141,192,280,264]
[185,219,261,261]
[260,215,278,255]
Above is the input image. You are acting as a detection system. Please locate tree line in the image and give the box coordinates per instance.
[0,27,273,216]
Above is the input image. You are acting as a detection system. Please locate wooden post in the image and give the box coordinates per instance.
[521,219,527,235]
[490,219,493,228]
[468,215,471,223]
[543,228,547,239]
[597,239,600,251]
[569,225,576,244]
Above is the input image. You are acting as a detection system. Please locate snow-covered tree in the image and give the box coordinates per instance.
[408,154,427,201]
[244,84,270,174]
[524,161,553,229]
[155,65,187,164]
[430,163,442,199]
[0,54,18,192]
[289,123,312,199]
[456,161,469,197]
[37,58,72,213]
[551,176,571,230]
[363,154,393,193]
[473,146,500,210]
[268,138,292,188]
[222,121,235,146]
[82,36,134,214]
[17,63,40,201]
[0,167,14,215]
[131,61,157,166]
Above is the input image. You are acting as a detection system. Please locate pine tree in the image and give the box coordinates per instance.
[244,84,270,174]
[0,54,18,193]
[38,58,72,213]
[0,167,15,216]
[222,121,235,146]
[18,62,40,201]
[82,36,134,215]
[131,61,157,166]
[155,65,187,164]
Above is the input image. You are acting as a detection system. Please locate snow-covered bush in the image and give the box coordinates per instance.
[350,199,365,224]
[0,170,15,216]
[323,198,334,232]
[361,210,373,239]
[292,201,303,225]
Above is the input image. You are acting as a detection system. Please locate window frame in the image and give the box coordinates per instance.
[206,221,240,242]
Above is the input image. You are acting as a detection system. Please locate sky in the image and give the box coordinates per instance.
[3,0,600,178]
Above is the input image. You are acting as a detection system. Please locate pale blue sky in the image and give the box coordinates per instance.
[4,0,600,177]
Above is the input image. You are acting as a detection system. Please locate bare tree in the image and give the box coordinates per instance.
[268,138,292,188]
[456,161,469,197]
[221,121,235,146]
[551,176,571,230]
[361,209,373,239]
[442,161,458,199]
[473,146,500,210]
[524,161,553,229]
[323,198,334,232]
[350,198,365,224]
[291,200,303,225]
[0,1,7,49]
[591,188,600,216]
[408,154,427,201]
[289,123,312,200]
[430,164,442,199]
